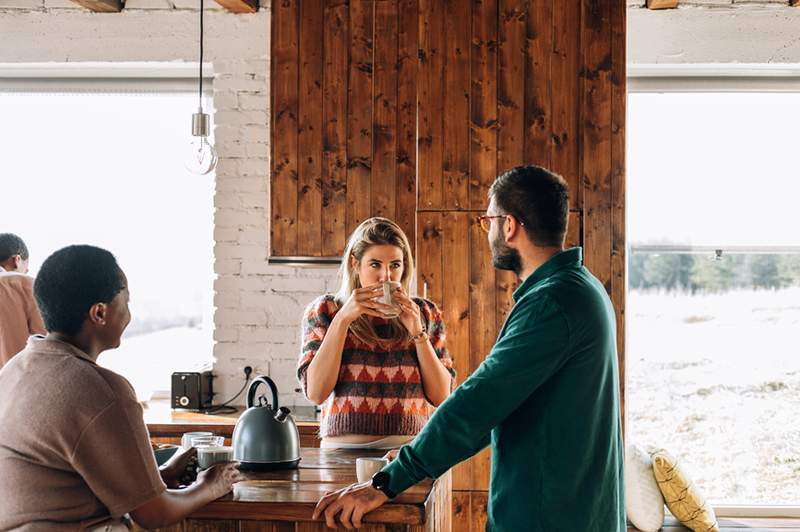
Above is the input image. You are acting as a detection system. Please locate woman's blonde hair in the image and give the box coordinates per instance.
[335,217,415,345]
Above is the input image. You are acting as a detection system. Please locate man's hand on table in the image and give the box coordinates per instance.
[159,447,198,488]
[313,482,389,530]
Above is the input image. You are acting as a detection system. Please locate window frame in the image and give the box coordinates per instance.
[628,64,800,517]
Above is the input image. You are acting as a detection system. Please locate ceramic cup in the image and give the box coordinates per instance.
[197,445,234,470]
[190,435,225,448]
[356,457,389,483]
[378,281,402,318]
[181,431,213,449]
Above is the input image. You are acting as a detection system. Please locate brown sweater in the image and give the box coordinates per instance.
[0,268,45,368]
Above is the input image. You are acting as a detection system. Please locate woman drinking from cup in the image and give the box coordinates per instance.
[298,217,455,450]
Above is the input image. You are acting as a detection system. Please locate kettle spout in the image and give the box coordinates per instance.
[275,406,291,423]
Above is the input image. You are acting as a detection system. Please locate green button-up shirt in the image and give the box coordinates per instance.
[383,247,625,531]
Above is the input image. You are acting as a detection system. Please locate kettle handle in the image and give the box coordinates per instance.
[246,375,280,410]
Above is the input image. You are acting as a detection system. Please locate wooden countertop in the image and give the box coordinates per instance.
[143,399,319,437]
[190,448,446,525]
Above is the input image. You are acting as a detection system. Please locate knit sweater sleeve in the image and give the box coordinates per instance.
[297,295,336,397]
[416,298,456,382]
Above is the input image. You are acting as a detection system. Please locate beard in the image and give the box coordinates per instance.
[490,232,522,276]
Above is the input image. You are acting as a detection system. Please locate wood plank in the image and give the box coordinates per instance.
[184,519,237,532]
[469,215,497,491]
[497,0,526,176]
[417,213,443,306]
[297,0,325,256]
[213,0,258,14]
[470,491,489,531]
[565,211,581,249]
[523,0,552,169]
[68,0,121,12]
[271,0,300,256]
[469,0,498,210]
[610,0,626,437]
[417,0,445,209]
[451,492,471,532]
[346,0,374,235]
[550,0,581,209]
[396,0,420,246]
[373,0,400,221]
[442,0,471,209]
[580,0,613,295]
[321,0,349,257]
[441,212,472,490]
[646,0,679,9]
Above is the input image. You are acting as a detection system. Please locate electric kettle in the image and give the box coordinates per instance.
[232,375,301,470]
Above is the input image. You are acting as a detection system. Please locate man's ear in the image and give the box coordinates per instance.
[87,302,108,327]
[504,215,522,243]
[11,255,22,271]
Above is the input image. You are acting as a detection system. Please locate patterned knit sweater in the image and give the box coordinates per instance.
[297,294,455,438]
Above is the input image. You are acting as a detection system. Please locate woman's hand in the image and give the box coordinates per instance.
[196,461,245,500]
[159,447,198,488]
[393,289,424,337]
[335,283,394,325]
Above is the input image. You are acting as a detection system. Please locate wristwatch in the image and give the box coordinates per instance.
[410,325,428,344]
[371,470,397,499]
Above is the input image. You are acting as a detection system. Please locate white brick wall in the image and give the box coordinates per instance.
[0,7,338,408]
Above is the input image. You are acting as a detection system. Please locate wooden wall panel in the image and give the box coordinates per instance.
[469,0,498,210]
[417,0,445,210]
[346,0,374,238]
[396,0,420,243]
[321,0,348,257]
[273,0,625,526]
[372,0,399,221]
[297,0,324,256]
[270,0,299,255]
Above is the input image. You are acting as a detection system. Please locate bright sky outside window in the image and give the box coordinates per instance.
[0,90,215,399]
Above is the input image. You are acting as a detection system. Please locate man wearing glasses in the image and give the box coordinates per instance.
[314,165,625,531]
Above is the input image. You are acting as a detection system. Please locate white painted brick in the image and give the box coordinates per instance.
[241,124,268,140]
[0,0,43,7]
[214,276,243,293]
[214,125,247,143]
[215,208,266,228]
[214,109,268,126]
[214,192,243,209]
[215,309,267,327]
[216,176,266,193]
[239,158,268,176]
[172,0,222,9]
[122,0,172,8]
[239,191,268,208]
[213,226,239,242]
[213,76,266,92]
[213,341,269,358]
[213,327,239,342]
[238,327,275,344]
[262,326,301,345]
[213,158,241,178]
[244,141,269,158]
[237,227,267,245]
[270,276,327,293]
[215,243,267,260]
[212,90,239,110]
[214,140,248,158]
[238,92,267,110]
[44,0,77,8]
[213,290,240,308]
[214,258,241,274]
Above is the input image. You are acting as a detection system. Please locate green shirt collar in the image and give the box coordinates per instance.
[513,247,583,301]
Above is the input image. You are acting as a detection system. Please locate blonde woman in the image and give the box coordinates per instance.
[297,217,455,450]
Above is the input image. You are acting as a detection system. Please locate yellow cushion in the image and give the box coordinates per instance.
[651,449,719,532]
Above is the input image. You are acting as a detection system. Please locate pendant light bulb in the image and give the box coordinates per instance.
[186,109,217,175]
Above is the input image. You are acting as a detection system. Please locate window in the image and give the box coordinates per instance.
[0,66,215,400]
[628,67,800,512]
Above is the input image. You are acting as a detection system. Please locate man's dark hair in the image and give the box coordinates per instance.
[0,233,29,263]
[34,245,125,335]
[489,165,569,247]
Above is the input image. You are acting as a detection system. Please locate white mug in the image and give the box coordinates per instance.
[378,281,402,318]
[197,445,234,470]
[356,457,389,483]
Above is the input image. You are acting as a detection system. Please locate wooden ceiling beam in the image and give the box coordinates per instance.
[646,0,679,9]
[214,0,258,13]
[69,0,122,12]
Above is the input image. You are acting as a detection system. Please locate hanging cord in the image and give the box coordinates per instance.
[198,0,204,112]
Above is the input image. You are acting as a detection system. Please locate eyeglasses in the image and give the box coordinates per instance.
[477,215,507,234]
[477,214,525,234]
